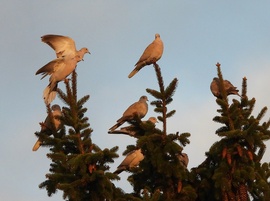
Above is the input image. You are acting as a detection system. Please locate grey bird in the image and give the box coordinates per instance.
[177,152,189,169]
[114,149,144,174]
[210,77,241,98]
[128,34,164,78]
[109,96,148,131]
[36,35,90,105]
[32,104,62,151]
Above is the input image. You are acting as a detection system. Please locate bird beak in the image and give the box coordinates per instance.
[88,51,91,54]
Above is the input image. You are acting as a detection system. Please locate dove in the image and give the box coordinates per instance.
[128,33,164,78]
[108,117,158,137]
[32,104,62,151]
[210,77,241,99]
[109,96,148,131]
[36,34,90,105]
[114,149,144,174]
[177,152,189,169]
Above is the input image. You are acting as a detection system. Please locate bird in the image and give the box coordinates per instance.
[177,152,189,169]
[32,104,62,151]
[210,77,241,98]
[108,116,158,136]
[109,96,148,131]
[128,33,164,78]
[114,149,144,174]
[36,34,90,105]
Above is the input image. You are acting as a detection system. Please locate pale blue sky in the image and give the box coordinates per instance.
[1,1,270,200]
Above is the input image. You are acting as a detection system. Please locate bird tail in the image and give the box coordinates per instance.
[43,84,57,105]
[113,167,125,175]
[32,139,41,151]
[109,120,125,132]
[128,68,139,78]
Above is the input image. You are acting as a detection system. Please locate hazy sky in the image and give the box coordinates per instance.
[1,1,270,200]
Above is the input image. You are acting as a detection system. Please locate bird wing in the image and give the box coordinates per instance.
[122,100,147,120]
[135,41,156,65]
[36,58,65,79]
[118,150,139,168]
[41,34,77,58]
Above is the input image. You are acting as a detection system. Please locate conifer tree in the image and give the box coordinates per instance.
[192,63,270,201]
[35,71,124,201]
[114,64,197,201]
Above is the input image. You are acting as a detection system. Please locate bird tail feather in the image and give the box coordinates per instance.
[32,139,41,151]
[113,167,125,175]
[128,68,139,78]
[43,85,57,105]
[109,121,125,132]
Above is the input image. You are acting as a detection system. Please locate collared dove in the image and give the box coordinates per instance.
[128,33,164,78]
[114,149,144,174]
[210,77,241,98]
[36,34,90,105]
[108,117,158,136]
[32,104,62,151]
[177,152,189,169]
[109,96,148,131]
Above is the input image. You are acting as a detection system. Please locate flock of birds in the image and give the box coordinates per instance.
[33,33,241,174]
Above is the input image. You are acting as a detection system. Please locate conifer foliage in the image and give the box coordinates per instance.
[33,55,270,200]
[119,64,196,201]
[192,63,270,201]
[36,71,122,201]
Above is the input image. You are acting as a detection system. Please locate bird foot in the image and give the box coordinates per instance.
[39,122,48,130]
[64,78,70,84]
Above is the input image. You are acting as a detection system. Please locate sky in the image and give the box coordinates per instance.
[1,1,270,200]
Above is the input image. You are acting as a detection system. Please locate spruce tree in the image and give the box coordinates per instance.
[112,64,197,201]
[35,71,123,201]
[192,63,270,201]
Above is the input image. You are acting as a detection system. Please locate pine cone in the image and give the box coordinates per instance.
[177,180,182,193]
[227,153,232,165]
[247,151,253,161]
[222,191,229,201]
[236,145,243,157]
[222,147,227,159]
[238,184,248,201]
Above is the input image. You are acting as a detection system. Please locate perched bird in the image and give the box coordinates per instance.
[210,77,241,98]
[177,152,189,169]
[114,149,144,174]
[36,34,90,105]
[108,116,158,137]
[32,104,62,151]
[146,117,158,124]
[128,33,164,78]
[109,96,148,131]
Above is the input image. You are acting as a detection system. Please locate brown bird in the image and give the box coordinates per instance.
[36,34,90,105]
[210,77,241,98]
[114,149,144,174]
[108,116,158,137]
[109,96,148,131]
[128,34,164,78]
[32,104,62,151]
[177,152,189,169]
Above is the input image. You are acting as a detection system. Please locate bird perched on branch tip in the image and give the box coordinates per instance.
[210,77,241,98]
[109,96,148,131]
[128,33,163,78]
